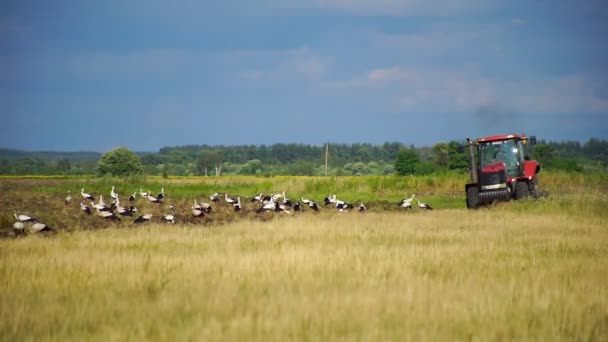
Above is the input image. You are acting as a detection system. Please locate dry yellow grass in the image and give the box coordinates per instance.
[1,208,607,341]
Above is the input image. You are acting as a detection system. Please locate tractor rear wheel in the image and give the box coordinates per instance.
[515,181,530,200]
[466,186,480,209]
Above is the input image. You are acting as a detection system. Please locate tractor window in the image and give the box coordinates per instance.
[480,140,521,176]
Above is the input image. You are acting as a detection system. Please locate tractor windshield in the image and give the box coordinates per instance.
[479,139,522,176]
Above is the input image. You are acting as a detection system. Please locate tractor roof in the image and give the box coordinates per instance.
[476,134,522,143]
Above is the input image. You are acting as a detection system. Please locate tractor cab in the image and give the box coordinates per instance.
[478,135,531,178]
[465,134,540,208]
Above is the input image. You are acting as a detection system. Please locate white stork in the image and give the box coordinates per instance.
[146,193,162,204]
[31,222,54,232]
[110,186,118,200]
[398,194,416,207]
[81,188,94,201]
[80,202,92,215]
[224,193,236,204]
[65,191,72,205]
[209,192,221,202]
[256,199,276,213]
[192,207,205,218]
[134,214,152,224]
[157,188,165,200]
[274,201,291,214]
[282,191,293,207]
[251,192,263,202]
[97,209,119,221]
[417,199,433,210]
[359,203,367,213]
[233,197,242,211]
[162,205,176,224]
[14,212,36,223]
[308,201,320,211]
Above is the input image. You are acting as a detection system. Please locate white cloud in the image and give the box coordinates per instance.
[239,47,332,83]
[321,67,608,114]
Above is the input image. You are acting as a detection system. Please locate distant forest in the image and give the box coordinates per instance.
[0,138,607,176]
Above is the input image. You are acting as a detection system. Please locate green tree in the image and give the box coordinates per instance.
[239,159,263,175]
[395,149,419,175]
[56,159,71,173]
[447,141,469,171]
[97,147,144,177]
[431,143,449,168]
[198,150,224,176]
[533,144,554,164]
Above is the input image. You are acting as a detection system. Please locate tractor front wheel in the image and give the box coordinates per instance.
[466,186,480,209]
[515,181,530,200]
[529,176,540,198]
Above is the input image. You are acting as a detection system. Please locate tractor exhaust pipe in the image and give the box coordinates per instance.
[467,138,478,184]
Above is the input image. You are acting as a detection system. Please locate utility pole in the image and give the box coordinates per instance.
[324,143,329,176]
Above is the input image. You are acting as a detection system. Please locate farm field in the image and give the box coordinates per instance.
[1,173,607,340]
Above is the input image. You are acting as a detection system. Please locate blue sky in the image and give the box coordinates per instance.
[1,0,607,152]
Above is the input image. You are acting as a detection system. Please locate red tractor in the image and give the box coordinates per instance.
[465,134,541,208]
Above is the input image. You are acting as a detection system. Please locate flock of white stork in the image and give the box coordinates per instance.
[11,186,433,233]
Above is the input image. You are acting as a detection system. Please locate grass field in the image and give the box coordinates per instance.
[1,173,607,340]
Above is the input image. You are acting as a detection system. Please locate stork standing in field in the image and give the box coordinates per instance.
[134,214,152,224]
[192,207,205,218]
[359,203,367,213]
[191,201,205,218]
[400,201,412,210]
[262,195,273,205]
[256,198,276,213]
[224,193,237,205]
[14,212,36,223]
[129,192,136,202]
[192,199,202,211]
[97,208,119,221]
[193,199,212,213]
[324,195,335,206]
[140,189,149,197]
[115,198,135,216]
[98,195,107,209]
[233,197,242,212]
[80,202,92,215]
[157,188,165,200]
[91,197,108,212]
[210,192,221,202]
[417,199,433,210]
[13,221,26,231]
[398,194,415,209]
[293,202,301,212]
[274,201,291,214]
[31,221,54,232]
[65,191,72,205]
[301,197,312,205]
[146,193,162,204]
[282,191,292,207]
[251,192,263,202]
[110,186,118,200]
[398,194,415,210]
[308,201,320,211]
[198,200,212,213]
[81,188,94,201]
[336,203,350,212]
[163,205,176,224]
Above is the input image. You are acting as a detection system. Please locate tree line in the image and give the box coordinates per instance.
[0,139,606,176]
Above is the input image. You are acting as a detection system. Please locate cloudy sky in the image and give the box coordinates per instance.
[1,0,607,152]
